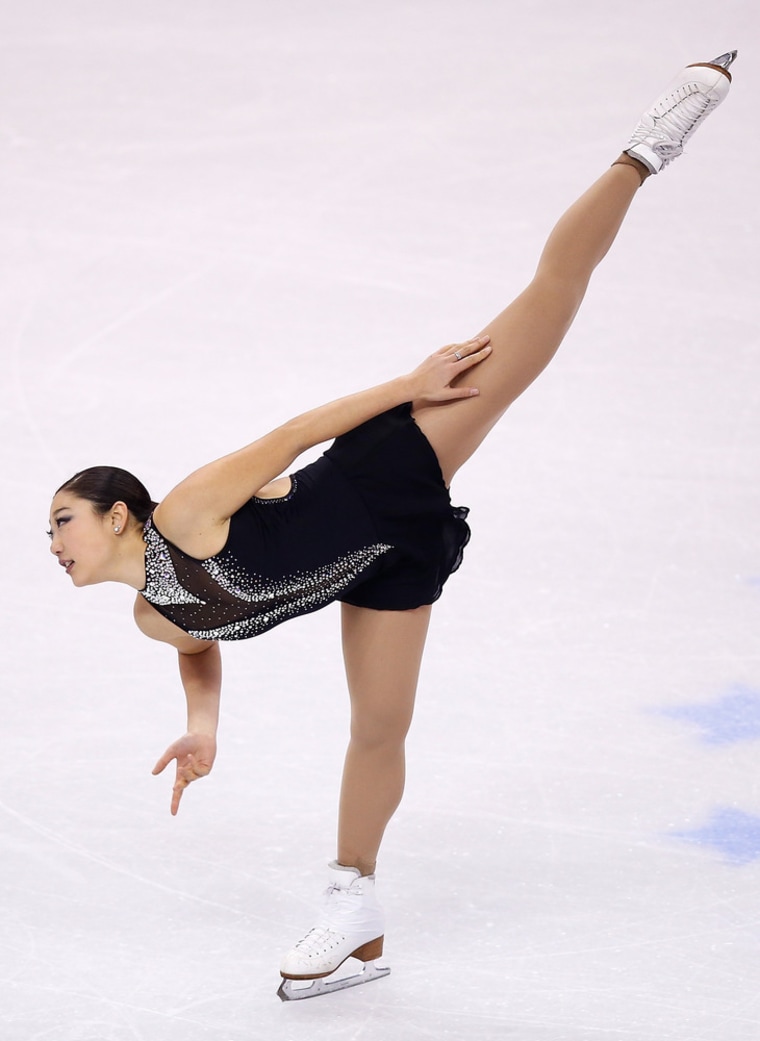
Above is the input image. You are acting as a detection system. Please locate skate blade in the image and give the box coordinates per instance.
[277,959,390,1002]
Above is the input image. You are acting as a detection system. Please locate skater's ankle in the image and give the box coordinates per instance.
[336,857,376,878]
[611,152,650,185]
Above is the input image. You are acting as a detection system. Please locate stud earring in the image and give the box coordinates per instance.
[114,526,121,533]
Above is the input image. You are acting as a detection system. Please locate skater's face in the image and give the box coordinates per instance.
[48,492,120,587]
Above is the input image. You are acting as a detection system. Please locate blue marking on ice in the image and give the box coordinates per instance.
[672,808,760,865]
[657,685,760,745]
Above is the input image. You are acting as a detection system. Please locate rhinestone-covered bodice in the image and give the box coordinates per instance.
[140,457,391,641]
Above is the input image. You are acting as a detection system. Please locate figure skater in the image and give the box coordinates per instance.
[48,54,737,999]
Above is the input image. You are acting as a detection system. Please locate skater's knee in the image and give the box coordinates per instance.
[349,704,412,751]
[530,265,588,306]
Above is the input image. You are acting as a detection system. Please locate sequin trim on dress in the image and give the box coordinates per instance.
[190,542,392,640]
[251,475,298,505]
[140,517,392,641]
[142,522,206,607]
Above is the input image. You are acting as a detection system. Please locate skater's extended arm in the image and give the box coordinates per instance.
[152,641,222,815]
[154,336,491,550]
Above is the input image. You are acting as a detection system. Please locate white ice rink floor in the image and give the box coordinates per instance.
[3,2,760,1038]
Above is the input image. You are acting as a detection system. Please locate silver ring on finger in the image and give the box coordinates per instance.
[454,350,463,361]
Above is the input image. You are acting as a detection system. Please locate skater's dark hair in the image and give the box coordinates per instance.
[56,466,157,525]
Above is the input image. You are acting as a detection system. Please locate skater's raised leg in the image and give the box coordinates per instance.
[414,53,736,485]
[414,164,642,484]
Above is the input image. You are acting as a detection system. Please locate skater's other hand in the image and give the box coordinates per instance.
[406,335,491,404]
[152,731,217,815]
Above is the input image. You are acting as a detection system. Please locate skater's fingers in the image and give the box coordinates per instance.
[170,758,193,814]
[453,342,492,369]
[168,754,209,815]
[170,781,185,816]
[437,384,481,401]
[152,749,173,775]
[435,334,490,359]
[459,334,491,354]
[176,754,199,784]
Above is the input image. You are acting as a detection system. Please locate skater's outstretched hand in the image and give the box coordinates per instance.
[152,731,217,815]
[405,334,491,404]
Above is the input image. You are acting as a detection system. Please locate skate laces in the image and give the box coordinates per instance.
[648,86,714,156]
[292,926,345,954]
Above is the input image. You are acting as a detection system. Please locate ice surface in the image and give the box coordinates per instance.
[2,1,760,1038]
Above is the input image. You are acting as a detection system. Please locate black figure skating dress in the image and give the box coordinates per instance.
[140,405,470,641]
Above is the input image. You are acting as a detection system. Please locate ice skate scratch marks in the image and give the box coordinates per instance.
[0,975,243,1025]
[10,262,216,469]
[9,284,58,468]
[0,797,278,924]
[46,261,218,381]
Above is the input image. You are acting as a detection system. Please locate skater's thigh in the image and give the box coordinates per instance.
[340,603,431,742]
[413,278,577,483]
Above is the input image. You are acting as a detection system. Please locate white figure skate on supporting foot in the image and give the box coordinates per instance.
[626,50,737,174]
[277,861,389,1001]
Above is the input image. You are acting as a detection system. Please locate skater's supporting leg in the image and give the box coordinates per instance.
[413,163,642,485]
[278,605,430,988]
[337,603,432,876]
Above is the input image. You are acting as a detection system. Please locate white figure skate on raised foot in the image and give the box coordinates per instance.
[277,861,389,1001]
[625,50,737,174]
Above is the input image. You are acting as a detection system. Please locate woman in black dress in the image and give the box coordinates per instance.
[48,54,736,997]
